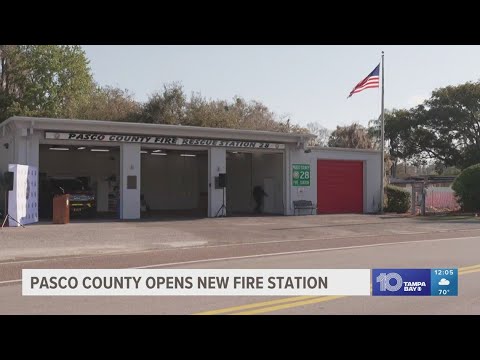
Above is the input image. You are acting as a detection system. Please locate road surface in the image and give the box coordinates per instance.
[1,223,479,314]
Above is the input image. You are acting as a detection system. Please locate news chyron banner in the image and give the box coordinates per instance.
[23,269,370,296]
[22,268,458,297]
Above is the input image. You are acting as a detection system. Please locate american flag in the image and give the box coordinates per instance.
[348,64,380,98]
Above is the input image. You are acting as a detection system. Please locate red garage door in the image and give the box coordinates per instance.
[317,160,363,214]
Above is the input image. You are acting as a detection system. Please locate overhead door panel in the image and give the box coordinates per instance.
[317,160,363,213]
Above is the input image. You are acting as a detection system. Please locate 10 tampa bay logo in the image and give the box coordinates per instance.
[376,272,426,292]
[372,269,431,296]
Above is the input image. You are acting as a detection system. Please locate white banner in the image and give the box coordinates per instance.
[22,269,370,296]
[45,132,285,150]
[8,164,38,227]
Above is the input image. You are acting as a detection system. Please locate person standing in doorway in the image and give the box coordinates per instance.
[253,185,268,213]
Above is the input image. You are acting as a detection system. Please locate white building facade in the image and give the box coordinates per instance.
[0,116,382,221]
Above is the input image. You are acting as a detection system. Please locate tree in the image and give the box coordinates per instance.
[328,123,374,149]
[452,163,480,212]
[0,46,310,134]
[75,85,142,122]
[0,45,94,121]
[381,82,480,171]
[141,83,309,133]
[411,82,480,169]
[141,82,187,125]
[439,166,461,176]
[186,94,283,131]
[368,109,419,177]
[306,122,331,146]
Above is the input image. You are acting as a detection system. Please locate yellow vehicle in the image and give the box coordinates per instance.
[40,177,96,218]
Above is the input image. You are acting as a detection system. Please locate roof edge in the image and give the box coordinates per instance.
[4,116,315,142]
[309,146,381,154]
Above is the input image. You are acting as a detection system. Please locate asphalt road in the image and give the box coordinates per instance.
[0,225,479,314]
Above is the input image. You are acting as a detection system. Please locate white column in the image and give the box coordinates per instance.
[120,143,141,219]
[11,129,39,166]
[27,132,40,168]
[12,137,25,165]
[208,147,226,217]
[284,147,292,215]
[12,129,27,165]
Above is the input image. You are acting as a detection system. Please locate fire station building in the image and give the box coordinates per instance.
[0,116,382,221]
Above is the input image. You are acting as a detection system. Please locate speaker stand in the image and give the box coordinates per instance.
[1,191,25,228]
[215,187,227,217]
[1,214,25,228]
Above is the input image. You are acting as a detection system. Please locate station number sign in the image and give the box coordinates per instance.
[292,164,310,186]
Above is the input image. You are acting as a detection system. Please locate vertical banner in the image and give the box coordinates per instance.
[8,164,38,227]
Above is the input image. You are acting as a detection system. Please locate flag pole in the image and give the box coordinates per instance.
[380,51,385,213]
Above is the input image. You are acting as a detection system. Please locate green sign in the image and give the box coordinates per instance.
[292,164,310,186]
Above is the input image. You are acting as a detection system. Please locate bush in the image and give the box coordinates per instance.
[452,163,480,212]
[385,185,410,213]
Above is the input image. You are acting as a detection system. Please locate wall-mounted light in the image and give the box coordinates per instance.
[140,150,148,154]
[91,149,110,152]
[181,154,196,157]
[49,147,69,151]
[77,146,86,150]
[152,149,163,153]
[151,153,167,156]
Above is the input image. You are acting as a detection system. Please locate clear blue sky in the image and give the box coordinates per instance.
[82,45,480,130]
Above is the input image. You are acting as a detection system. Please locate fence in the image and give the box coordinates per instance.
[402,184,460,214]
[425,186,460,213]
